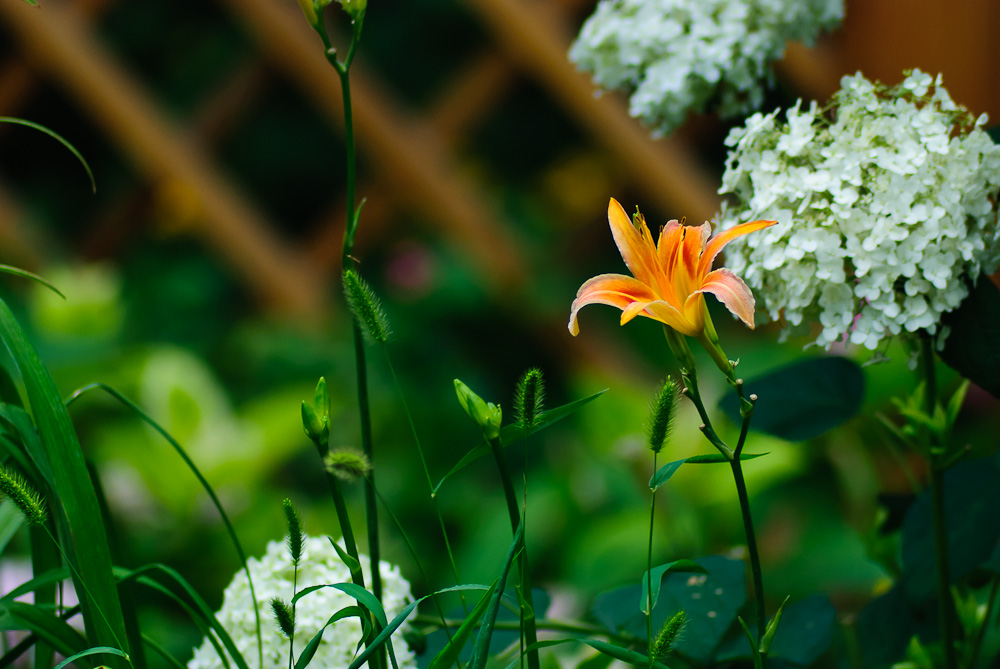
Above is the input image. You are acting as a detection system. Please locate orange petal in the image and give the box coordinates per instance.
[608,198,659,287]
[568,273,658,335]
[698,219,776,278]
[695,268,758,328]
[657,220,684,278]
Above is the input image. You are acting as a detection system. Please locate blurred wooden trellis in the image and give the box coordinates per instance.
[0,0,996,332]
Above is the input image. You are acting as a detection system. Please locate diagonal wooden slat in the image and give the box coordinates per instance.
[464,0,721,223]
[218,0,527,294]
[0,0,325,315]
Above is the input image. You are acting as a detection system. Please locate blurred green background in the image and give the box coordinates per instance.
[0,0,999,664]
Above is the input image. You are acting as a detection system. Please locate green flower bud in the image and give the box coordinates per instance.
[302,377,330,446]
[338,0,366,20]
[295,0,319,27]
[454,379,502,441]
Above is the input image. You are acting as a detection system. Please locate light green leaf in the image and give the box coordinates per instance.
[428,583,496,669]
[640,560,707,614]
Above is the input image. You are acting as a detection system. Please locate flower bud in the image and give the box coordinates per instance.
[301,377,330,446]
[454,379,502,441]
[338,0,366,20]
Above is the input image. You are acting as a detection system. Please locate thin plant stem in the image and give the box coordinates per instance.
[382,350,466,612]
[488,436,541,669]
[674,329,765,644]
[646,452,658,669]
[920,334,958,669]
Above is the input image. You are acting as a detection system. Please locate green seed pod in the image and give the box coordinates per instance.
[513,368,545,430]
[647,377,678,454]
[270,597,295,639]
[283,498,303,567]
[324,449,372,481]
[653,610,687,659]
[0,465,46,526]
[343,270,391,345]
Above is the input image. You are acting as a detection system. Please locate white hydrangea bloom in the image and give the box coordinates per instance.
[570,0,843,135]
[717,70,1000,350]
[188,535,416,669]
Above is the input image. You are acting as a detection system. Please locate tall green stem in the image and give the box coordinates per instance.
[646,452,658,669]
[488,437,541,669]
[730,458,765,641]
[920,335,957,669]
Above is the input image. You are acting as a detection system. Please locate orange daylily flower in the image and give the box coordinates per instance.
[568,198,776,338]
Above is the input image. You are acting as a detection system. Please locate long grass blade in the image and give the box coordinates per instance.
[67,382,263,669]
[53,645,129,669]
[0,600,87,660]
[0,298,129,660]
[469,520,524,669]
[0,118,95,192]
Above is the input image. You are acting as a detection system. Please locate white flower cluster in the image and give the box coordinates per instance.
[717,70,1000,350]
[188,535,416,669]
[569,0,843,135]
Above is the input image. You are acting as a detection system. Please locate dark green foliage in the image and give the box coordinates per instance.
[939,276,1000,398]
[720,357,865,441]
[901,456,1000,601]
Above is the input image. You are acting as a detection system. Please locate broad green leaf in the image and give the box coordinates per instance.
[651,453,768,489]
[640,560,707,613]
[720,357,864,441]
[436,389,606,494]
[939,276,1000,398]
[855,586,928,668]
[0,298,128,660]
[53,646,128,669]
[469,520,524,669]
[901,456,1000,601]
[428,583,496,669]
[0,118,94,191]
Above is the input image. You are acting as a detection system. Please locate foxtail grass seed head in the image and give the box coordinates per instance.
[282,499,303,567]
[653,610,687,659]
[454,379,503,441]
[0,465,46,526]
[647,377,679,454]
[343,270,391,345]
[270,598,295,639]
[513,368,545,430]
[324,448,372,481]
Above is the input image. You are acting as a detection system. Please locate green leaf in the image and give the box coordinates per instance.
[640,560,707,614]
[53,646,129,669]
[469,519,524,669]
[348,584,494,669]
[0,498,24,553]
[649,458,687,490]
[428,583,496,669]
[719,357,864,441]
[66,382,264,669]
[0,265,65,299]
[939,276,1000,398]
[901,456,1000,601]
[766,595,836,666]
[506,639,671,669]
[0,298,129,659]
[295,606,364,669]
[0,600,87,659]
[684,453,768,464]
[0,118,95,192]
[435,389,606,494]
[327,536,363,580]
